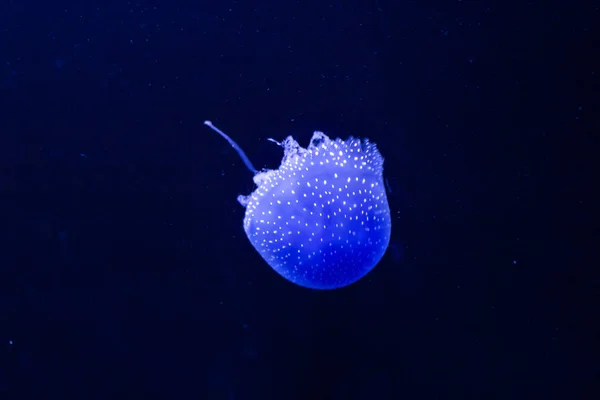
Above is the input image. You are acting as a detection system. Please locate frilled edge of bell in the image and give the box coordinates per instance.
[310,131,385,173]
[237,130,385,208]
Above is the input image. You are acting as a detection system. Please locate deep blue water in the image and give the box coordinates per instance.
[0,0,597,398]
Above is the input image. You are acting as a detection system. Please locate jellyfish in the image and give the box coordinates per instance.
[204,120,391,289]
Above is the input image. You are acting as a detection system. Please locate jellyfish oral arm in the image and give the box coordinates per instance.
[204,120,258,174]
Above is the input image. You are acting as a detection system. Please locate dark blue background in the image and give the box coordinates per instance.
[1,0,597,398]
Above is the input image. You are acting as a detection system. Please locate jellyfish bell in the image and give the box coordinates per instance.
[204,120,391,289]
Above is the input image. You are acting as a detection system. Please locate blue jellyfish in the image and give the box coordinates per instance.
[205,120,391,289]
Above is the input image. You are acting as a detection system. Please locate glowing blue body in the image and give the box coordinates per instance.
[205,121,391,290]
